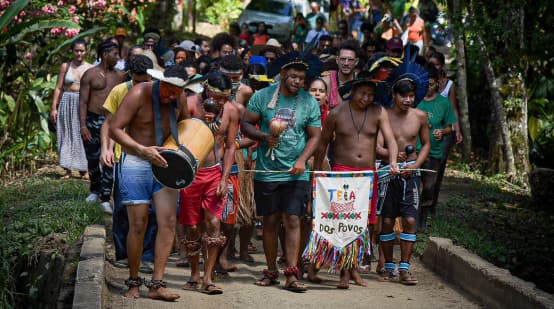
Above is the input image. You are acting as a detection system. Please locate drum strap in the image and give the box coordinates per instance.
[152,81,198,169]
[152,81,164,147]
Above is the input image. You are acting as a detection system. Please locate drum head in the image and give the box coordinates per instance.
[152,150,196,189]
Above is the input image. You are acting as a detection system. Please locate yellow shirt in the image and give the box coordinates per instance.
[103,81,133,162]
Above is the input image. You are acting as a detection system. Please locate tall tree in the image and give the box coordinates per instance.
[447,0,471,160]
[467,0,529,181]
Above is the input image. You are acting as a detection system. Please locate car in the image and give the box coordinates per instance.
[237,0,309,43]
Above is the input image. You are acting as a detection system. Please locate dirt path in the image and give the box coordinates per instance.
[104,238,481,309]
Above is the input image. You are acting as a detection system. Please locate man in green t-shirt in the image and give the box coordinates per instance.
[416,65,457,232]
[242,52,321,292]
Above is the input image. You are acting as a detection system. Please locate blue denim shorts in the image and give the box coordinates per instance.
[118,153,164,205]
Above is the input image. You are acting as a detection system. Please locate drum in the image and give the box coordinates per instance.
[152,118,214,189]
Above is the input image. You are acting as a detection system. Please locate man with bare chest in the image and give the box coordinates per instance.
[80,39,125,211]
[376,79,431,285]
[218,55,257,271]
[109,66,189,301]
[314,76,399,289]
[179,72,240,295]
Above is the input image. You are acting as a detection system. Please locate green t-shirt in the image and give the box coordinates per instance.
[416,95,457,159]
[246,84,321,182]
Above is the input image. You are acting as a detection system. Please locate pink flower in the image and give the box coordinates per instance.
[65,28,80,38]
[50,27,64,36]
[0,1,9,10]
[71,15,79,23]
[18,10,26,18]
[57,0,64,5]
[69,5,76,14]
[41,3,58,15]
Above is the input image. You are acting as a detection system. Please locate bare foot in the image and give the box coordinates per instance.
[147,287,180,301]
[123,287,140,298]
[350,269,368,287]
[307,264,323,283]
[337,269,350,289]
[218,258,237,272]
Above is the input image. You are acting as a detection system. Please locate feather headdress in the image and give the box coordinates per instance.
[376,44,429,108]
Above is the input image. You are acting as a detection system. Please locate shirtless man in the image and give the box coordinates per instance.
[80,39,125,212]
[109,66,189,301]
[314,75,399,289]
[322,40,359,109]
[180,72,240,295]
[376,78,431,285]
[217,55,256,270]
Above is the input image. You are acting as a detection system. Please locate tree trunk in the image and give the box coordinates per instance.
[172,0,183,31]
[476,33,516,177]
[449,0,472,160]
[187,0,194,32]
[501,7,530,182]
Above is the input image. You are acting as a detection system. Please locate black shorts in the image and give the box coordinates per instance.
[254,180,310,216]
[381,176,420,219]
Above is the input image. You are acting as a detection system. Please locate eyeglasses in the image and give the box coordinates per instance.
[338,57,356,63]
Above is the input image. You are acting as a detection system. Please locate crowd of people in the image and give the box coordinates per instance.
[49,0,461,301]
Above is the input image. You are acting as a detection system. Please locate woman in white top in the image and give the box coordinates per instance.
[50,38,93,179]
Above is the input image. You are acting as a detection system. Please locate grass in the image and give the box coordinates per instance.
[0,173,104,308]
[414,165,554,294]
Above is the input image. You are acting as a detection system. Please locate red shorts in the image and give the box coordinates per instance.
[179,165,224,226]
[331,163,378,225]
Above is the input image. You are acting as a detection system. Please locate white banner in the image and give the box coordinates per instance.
[313,173,373,247]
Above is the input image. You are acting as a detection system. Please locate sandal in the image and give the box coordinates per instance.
[358,264,370,274]
[182,280,199,291]
[254,269,280,286]
[284,280,307,293]
[201,283,223,295]
[378,268,395,282]
[399,271,418,285]
[248,242,257,253]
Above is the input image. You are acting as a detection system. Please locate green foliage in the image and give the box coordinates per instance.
[196,0,245,27]
[0,0,152,177]
[416,169,553,294]
[528,76,554,168]
[0,176,103,307]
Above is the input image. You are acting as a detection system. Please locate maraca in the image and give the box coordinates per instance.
[266,118,288,160]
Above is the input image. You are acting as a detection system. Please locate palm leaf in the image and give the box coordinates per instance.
[47,26,107,62]
[9,20,80,44]
[0,0,29,31]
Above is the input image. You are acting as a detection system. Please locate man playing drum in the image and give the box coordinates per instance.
[109,65,189,301]
[376,64,431,285]
[314,74,399,289]
[242,52,321,293]
[180,72,241,295]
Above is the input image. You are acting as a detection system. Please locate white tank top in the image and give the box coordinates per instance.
[440,79,453,98]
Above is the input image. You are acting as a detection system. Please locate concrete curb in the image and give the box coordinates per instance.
[421,237,554,309]
[72,225,106,309]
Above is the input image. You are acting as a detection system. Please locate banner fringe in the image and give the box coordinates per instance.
[302,228,371,273]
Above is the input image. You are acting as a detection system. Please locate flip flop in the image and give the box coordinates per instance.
[336,282,349,289]
[201,283,223,295]
[284,280,307,293]
[399,271,418,285]
[182,280,199,291]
